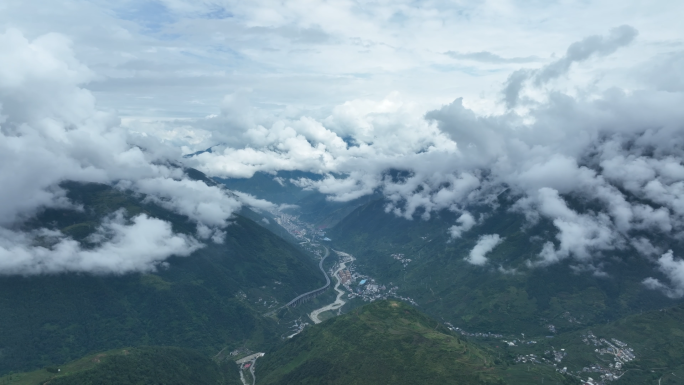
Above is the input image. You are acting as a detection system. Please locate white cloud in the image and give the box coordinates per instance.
[2,2,684,291]
[131,177,241,228]
[643,250,684,298]
[158,28,684,282]
[504,25,638,108]
[466,234,503,266]
[0,29,245,274]
[0,211,202,275]
[449,212,477,239]
[161,27,684,280]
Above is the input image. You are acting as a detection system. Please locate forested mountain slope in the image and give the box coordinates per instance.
[327,196,683,335]
[0,180,324,375]
[0,347,242,385]
[257,300,571,385]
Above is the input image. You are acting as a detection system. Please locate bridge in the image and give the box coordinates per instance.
[265,246,331,316]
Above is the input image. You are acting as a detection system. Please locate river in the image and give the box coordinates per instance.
[309,250,354,323]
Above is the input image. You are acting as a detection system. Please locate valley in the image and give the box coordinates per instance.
[4,6,684,385]
[308,251,351,324]
[244,184,684,385]
[1,173,682,385]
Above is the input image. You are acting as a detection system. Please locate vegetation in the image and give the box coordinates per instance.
[0,179,325,375]
[257,300,570,385]
[552,304,684,384]
[327,196,682,335]
[0,347,241,385]
[4,170,682,383]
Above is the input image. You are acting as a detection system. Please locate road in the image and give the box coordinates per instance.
[283,246,330,307]
[309,251,354,323]
[263,246,331,317]
[236,353,264,385]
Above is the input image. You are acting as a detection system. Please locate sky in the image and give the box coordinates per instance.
[3,0,684,297]
[1,0,682,119]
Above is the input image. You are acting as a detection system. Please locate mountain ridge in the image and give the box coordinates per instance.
[0,178,325,375]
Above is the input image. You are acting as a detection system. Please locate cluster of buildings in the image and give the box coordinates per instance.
[443,322,504,339]
[571,332,636,383]
[580,364,621,383]
[582,332,636,364]
[391,253,412,267]
[274,213,307,237]
[337,269,352,284]
[229,347,252,357]
[515,353,543,364]
[345,276,392,301]
[435,320,636,385]
[333,260,417,305]
[506,331,636,384]
[548,347,567,362]
[515,347,565,366]
[594,338,635,368]
[501,338,537,346]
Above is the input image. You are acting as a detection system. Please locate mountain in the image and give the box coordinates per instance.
[0,179,325,375]
[218,171,379,228]
[550,303,684,384]
[0,346,241,385]
[256,300,571,385]
[467,302,684,384]
[326,195,682,335]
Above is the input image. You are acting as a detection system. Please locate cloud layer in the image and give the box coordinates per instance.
[0,211,202,275]
[466,234,503,266]
[162,26,684,297]
[3,5,684,301]
[0,29,247,274]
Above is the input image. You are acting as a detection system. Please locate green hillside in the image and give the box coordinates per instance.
[554,304,684,384]
[327,197,682,335]
[0,180,325,375]
[470,303,684,384]
[257,300,571,385]
[0,346,241,385]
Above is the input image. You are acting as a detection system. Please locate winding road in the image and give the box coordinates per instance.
[284,246,331,307]
[264,246,331,317]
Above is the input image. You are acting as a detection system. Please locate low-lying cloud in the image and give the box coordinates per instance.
[449,212,477,239]
[643,250,684,298]
[5,21,684,293]
[160,25,684,289]
[0,29,248,274]
[0,211,202,275]
[466,234,503,266]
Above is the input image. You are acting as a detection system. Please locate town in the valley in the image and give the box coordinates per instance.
[263,210,640,385]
